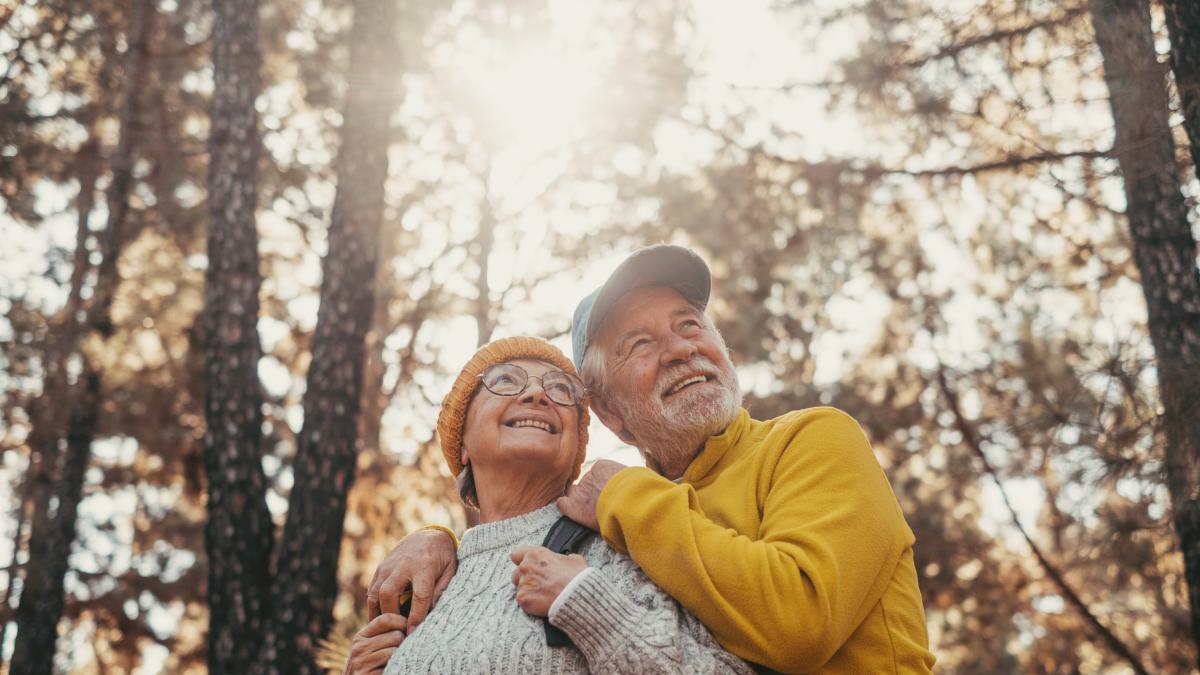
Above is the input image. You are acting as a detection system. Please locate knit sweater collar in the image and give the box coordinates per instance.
[458,502,561,559]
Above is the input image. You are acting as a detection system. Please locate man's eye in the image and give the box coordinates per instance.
[631,337,650,350]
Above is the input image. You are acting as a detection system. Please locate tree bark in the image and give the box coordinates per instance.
[10,372,99,675]
[1089,0,1200,666]
[1163,0,1200,174]
[8,3,152,672]
[203,0,274,672]
[255,0,399,670]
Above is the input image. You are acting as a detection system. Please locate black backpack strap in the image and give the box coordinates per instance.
[540,516,595,647]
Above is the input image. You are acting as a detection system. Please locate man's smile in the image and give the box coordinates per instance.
[663,373,715,397]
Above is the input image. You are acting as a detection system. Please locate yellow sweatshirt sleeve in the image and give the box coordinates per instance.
[595,410,911,673]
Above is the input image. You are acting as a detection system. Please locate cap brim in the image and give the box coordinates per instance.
[585,245,710,344]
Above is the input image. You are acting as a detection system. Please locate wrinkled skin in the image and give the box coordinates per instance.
[555,459,627,531]
[343,613,408,674]
[366,528,457,634]
[510,545,590,617]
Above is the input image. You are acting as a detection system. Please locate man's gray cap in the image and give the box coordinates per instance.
[571,244,711,372]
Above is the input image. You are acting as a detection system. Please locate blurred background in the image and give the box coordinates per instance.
[1,0,1198,672]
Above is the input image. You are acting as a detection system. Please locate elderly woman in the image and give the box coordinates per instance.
[347,336,749,674]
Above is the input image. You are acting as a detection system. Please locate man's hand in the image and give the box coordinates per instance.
[343,613,407,674]
[510,546,589,617]
[555,459,627,531]
[367,528,457,634]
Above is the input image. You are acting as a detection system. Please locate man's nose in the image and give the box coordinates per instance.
[660,332,698,365]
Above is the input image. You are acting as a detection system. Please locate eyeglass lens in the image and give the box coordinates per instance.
[481,363,580,406]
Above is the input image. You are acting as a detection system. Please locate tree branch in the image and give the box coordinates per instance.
[900,5,1089,70]
[935,362,1151,675]
[877,148,1111,178]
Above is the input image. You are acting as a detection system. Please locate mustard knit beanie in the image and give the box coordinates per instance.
[437,336,590,482]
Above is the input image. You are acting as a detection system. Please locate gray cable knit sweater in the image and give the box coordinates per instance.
[382,503,752,674]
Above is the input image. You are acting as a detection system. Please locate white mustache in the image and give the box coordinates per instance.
[654,357,723,397]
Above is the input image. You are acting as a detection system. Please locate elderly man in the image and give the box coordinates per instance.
[367,245,935,674]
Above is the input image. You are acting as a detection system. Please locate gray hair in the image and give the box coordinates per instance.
[580,341,610,404]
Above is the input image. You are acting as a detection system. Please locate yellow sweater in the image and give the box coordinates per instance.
[596,407,935,674]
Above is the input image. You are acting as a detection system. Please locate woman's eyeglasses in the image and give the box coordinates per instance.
[478,363,586,407]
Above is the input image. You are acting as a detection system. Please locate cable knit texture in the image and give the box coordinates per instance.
[383,504,751,675]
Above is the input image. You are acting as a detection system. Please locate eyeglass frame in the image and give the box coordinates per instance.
[476,362,587,407]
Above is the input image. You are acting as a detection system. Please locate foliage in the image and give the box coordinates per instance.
[0,0,1195,671]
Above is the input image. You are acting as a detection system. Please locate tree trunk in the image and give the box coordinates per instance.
[203,0,274,672]
[87,0,152,338]
[1089,0,1200,666]
[10,372,99,675]
[255,0,399,670]
[474,189,496,349]
[463,190,496,530]
[8,3,152,672]
[1163,0,1200,174]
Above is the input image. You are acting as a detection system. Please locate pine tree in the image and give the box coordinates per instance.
[9,1,154,670]
[255,0,400,669]
[1163,0,1200,173]
[203,0,275,671]
[1089,0,1200,665]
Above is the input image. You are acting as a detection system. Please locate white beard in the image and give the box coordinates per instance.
[613,355,742,478]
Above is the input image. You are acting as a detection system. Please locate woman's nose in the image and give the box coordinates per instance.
[519,378,552,405]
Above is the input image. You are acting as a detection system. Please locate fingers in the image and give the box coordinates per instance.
[348,636,400,673]
[554,494,577,519]
[367,527,457,624]
[366,566,383,621]
[510,546,534,565]
[361,612,408,637]
[556,486,601,531]
[348,615,408,675]
[431,564,454,609]
[366,592,380,621]
[377,574,411,617]
[351,645,395,673]
[511,546,541,587]
[404,568,437,633]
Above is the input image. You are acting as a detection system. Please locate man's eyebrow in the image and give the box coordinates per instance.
[671,305,702,320]
[614,328,647,356]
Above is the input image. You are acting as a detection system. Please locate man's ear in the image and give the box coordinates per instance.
[589,397,635,444]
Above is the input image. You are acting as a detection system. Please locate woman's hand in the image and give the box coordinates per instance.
[343,613,407,674]
[510,546,589,617]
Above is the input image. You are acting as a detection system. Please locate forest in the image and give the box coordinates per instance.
[1,0,1199,672]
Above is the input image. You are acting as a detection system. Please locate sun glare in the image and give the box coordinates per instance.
[442,8,606,162]
[481,49,598,152]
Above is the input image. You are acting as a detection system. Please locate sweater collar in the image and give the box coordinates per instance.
[457,502,561,559]
[681,408,751,483]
